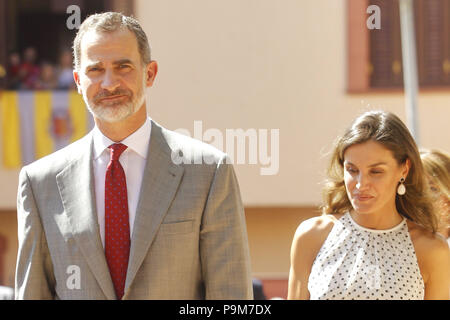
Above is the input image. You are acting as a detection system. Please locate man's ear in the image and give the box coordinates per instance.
[73,70,82,94]
[145,61,158,87]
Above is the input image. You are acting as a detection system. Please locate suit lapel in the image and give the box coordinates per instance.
[124,121,184,295]
[56,134,116,300]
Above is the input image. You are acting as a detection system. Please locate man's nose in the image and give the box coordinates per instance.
[100,69,120,91]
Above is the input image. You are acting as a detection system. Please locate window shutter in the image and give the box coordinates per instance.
[415,0,446,86]
[369,0,403,88]
[349,0,450,90]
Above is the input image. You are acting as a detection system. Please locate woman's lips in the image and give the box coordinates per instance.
[354,195,374,201]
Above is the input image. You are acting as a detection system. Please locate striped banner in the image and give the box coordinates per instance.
[0,90,94,169]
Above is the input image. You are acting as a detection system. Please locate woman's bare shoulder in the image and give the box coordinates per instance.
[407,220,450,280]
[292,213,344,246]
[288,213,347,300]
[407,220,449,252]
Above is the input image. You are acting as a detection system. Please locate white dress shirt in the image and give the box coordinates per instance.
[92,117,151,248]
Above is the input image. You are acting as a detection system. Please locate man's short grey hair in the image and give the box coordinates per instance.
[73,12,151,70]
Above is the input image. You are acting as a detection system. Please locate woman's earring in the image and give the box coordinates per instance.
[397,177,406,195]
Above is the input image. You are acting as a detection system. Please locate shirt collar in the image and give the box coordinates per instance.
[93,117,152,160]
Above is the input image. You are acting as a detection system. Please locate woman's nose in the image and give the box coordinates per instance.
[356,173,369,190]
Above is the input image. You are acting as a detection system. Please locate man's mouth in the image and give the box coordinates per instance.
[98,95,128,102]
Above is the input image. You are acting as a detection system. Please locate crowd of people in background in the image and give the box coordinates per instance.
[4,46,76,90]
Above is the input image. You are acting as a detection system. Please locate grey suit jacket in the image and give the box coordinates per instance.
[15,120,253,299]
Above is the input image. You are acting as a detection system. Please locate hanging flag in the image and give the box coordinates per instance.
[0,90,93,169]
[34,90,54,160]
[18,91,35,166]
[68,90,90,143]
[0,91,22,168]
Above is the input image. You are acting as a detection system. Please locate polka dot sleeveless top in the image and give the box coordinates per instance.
[308,212,424,300]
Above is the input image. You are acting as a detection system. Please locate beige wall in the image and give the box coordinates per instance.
[135,0,450,208]
[246,207,319,279]
[0,169,19,209]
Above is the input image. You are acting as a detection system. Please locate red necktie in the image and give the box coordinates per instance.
[105,143,130,300]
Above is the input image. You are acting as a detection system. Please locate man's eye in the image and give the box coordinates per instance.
[119,64,130,69]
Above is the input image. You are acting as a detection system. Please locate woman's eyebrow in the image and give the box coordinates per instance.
[344,161,388,167]
[368,162,388,167]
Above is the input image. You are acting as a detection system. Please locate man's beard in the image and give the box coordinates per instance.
[83,81,146,123]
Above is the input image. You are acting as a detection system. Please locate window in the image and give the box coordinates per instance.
[347,0,450,92]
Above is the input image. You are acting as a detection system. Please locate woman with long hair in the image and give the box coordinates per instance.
[288,110,449,300]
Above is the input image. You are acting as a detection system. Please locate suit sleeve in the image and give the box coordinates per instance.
[15,167,56,299]
[200,155,253,299]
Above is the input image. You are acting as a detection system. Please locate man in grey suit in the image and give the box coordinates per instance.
[15,12,253,300]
